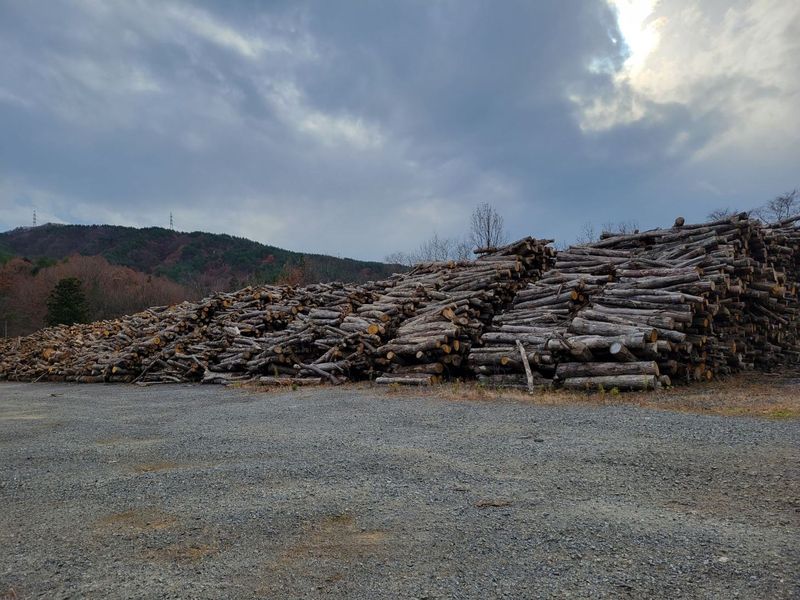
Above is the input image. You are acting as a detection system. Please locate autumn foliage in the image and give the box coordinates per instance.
[0,254,192,336]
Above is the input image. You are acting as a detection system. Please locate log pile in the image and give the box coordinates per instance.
[0,238,555,385]
[0,282,373,384]
[1,216,797,390]
[470,214,800,390]
[373,237,555,384]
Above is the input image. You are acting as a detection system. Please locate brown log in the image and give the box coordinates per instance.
[555,361,659,379]
[560,374,658,391]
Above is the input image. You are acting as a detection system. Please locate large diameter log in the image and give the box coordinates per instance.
[565,334,651,350]
[544,338,593,362]
[569,318,658,342]
[560,374,658,391]
[392,362,445,375]
[555,361,659,379]
[513,290,579,309]
[579,308,676,331]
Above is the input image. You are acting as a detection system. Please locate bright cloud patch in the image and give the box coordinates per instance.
[0,1,797,256]
[574,0,800,162]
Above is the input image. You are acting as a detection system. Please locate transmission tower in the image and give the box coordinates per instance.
[33,208,37,227]
[169,212,174,230]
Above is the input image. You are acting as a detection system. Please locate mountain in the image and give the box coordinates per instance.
[0,223,402,289]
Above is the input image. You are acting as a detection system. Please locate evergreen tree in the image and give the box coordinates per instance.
[45,277,88,326]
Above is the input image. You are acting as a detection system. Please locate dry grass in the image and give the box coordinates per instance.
[419,373,800,419]
[130,461,183,473]
[281,513,389,561]
[95,508,177,531]
[258,512,389,594]
[238,371,799,419]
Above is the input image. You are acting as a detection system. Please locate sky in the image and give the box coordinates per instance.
[0,0,798,260]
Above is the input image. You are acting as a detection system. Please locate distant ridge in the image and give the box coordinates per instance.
[0,223,401,288]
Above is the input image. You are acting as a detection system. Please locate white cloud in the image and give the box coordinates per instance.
[267,81,384,150]
[574,0,800,160]
[0,87,31,108]
[163,4,271,59]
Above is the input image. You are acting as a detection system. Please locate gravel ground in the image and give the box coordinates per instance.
[0,382,798,599]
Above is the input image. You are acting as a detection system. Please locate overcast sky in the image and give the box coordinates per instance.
[1,0,798,260]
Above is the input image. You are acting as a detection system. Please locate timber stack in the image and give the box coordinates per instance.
[470,213,800,390]
[0,238,556,385]
[1,216,797,390]
[372,237,555,384]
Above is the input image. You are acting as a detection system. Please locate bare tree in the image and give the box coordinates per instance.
[384,251,414,267]
[453,238,473,261]
[385,233,474,266]
[760,189,799,222]
[413,232,455,262]
[707,207,737,221]
[469,203,508,250]
[574,222,597,245]
[601,220,639,236]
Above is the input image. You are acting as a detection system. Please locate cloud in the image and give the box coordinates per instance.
[574,0,800,157]
[0,0,797,260]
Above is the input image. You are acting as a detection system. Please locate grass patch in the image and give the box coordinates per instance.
[237,371,799,419]
[378,373,800,419]
[96,508,177,531]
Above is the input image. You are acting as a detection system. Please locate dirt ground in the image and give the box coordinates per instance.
[0,376,798,598]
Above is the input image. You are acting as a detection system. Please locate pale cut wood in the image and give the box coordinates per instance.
[516,339,535,394]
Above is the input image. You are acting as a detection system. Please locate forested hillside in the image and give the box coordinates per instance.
[0,224,403,336]
[0,224,400,291]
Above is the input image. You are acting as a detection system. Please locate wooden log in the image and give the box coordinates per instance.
[544,338,594,362]
[392,362,445,375]
[375,375,435,385]
[609,342,637,362]
[555,361,659,379]
[516,339,535,394]
[569,318,658,341]
[560,374,658,391]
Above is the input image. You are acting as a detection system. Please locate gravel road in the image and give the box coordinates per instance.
[1,382,798,599]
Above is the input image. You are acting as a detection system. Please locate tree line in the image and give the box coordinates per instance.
[5,189,796,335]
[574,188,799,246]
[385,202,509,266]
[0,255,191,336]
[707,189,799,223]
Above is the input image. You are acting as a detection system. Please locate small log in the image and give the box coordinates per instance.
[516,339,535,394]
[609,342,637,362]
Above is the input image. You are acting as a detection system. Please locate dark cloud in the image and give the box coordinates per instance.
[0,0,797,259]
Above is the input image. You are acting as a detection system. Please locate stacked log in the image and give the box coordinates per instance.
[0,239,556,385]
[372,237,555,384]
[2,216,796,390]
[471,214,799,390]
[0,282,374,384]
